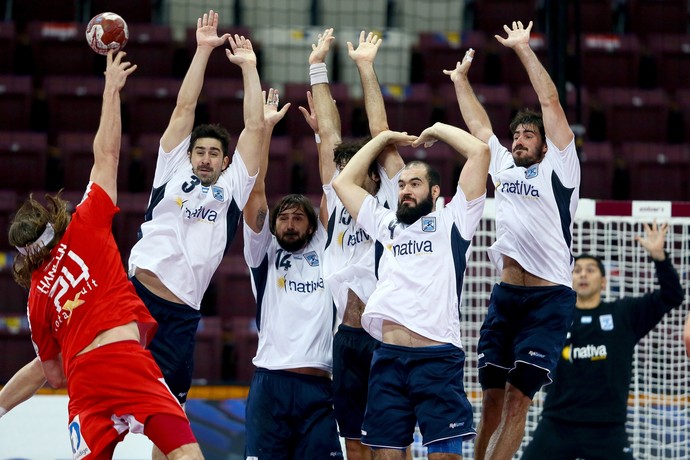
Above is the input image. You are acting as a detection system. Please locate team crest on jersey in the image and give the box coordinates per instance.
[212,186,225,202]
[200,185,209,196]
[421,216,436,232]
[525,164,539,179]
[599,314,614,331]
[69,415,91,459]
[303,251,320,267]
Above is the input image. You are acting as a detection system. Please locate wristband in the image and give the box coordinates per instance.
[309,63,328,85]
[0,407,7,419]
[314,133,321,144]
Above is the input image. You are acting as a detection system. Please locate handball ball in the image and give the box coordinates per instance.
[85,12,128,55]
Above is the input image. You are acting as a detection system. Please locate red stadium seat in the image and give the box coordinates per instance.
[676,89,690,143]
[193,316,224,382]
[628,0,689,37]
[579,34,641,89]
[0,190,17,251]
[0,22,15,73]
[12,0,77,31]
[126,78,181,143]
[623,142,690,201]
[283,82,353,142]
[569,0,617,33]
[440,83,514,139]
[475,0,539,36]
[264,136,294,200]
[0,132,47,192]
[112,192,149,264]
[579,142,614,199]
[113,24,175,78]
[86,0,154,24]
[418,31,487,86]
[518,84,590,128]
[647,34,690,92]
[204,78,247,139]
[382,83,434,136]
[0,75,33,131]
[28,22,97,80]
[597,87,669,143]
[185,26,249,80]
[213,256,256,321]
[44,76,104,140]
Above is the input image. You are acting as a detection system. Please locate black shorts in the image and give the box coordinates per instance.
[477,283,575,396]
[132,276,201,404]
[362,343,475,449]
[245,368,343,459]
[332,324,380,439]
[521,416,635,460]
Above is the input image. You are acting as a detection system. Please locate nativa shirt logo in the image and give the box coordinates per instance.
[562,343,608,362]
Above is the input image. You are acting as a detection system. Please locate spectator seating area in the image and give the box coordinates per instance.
[0,0,689,384]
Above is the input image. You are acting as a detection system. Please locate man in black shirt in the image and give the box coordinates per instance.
[521,221,684,460]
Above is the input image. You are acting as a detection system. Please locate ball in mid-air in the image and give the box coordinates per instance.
[85,12,128,55]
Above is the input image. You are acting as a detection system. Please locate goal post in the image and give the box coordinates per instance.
[444,198,690,459]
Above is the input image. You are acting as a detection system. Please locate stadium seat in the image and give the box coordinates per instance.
[28,22,97,81]
[112,192,149,263]
[43,76,104,141]
[184,26,249,80]
[399,142,464,193]
[338,28,415,97]
[252,26,333,85]
[213,256,256,321]
[597,87,669,143]
[579,141,614,199]
[569,0,616,33]
[0,330,37,383]
[296,135,323,196]
[318,0,388,29]
[0,75,32,131]
[0,22,15,73]
[283,82,353,142]
[128,133,160,192]
[518,84,590,128]
[241,0,312,28]
[264,136,294,199]
[126,78,181,143]
[0,190,17,251]
[86,0,154,24]
[439,83,514,139]
[225,315,258,383]
[579,33,641,89]
[110,24,175,78]
[56,132,131,192]
[193,316,223,382]
[204,78,247,139]
[623,142,690,201]
[647,34,690,93]
[475,0,538,36]
[398,0,464,34]
[627,0,689,37]
[676,89,690,143]
[382,83,433,135]
[417,31,487,86]
[12,0,77,31]
[0,132,47,192]
[166,0,236,42]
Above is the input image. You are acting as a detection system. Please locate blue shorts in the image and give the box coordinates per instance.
[477,283,575,395]
[332,324,380,439]
[245,368,343,459]
[362,343,476,449]
[132,276,201,404]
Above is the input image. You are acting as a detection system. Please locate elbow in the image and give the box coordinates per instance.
[47,375,66,389]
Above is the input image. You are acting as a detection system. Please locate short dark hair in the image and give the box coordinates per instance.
[270,194,318,235]
[510,109,545,141]
[404,160,441,189]
[333,137,377,177]
[574,254,606,277]
[189,124,231,157]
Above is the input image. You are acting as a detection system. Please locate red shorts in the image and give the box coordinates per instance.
[65,341,196,458]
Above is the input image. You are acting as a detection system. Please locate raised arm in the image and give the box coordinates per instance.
[161,10,229,152]
[445,48,494,143]
[348,31,405,178]
[229,34,266,176]
[90,50,136,205]
[0,358,46,419]
[244,89,290,234]
[496,21,573,149]
[635,221,684,306]
[307,28,340,185]
[332,131,417,222]
[413,123,490,200]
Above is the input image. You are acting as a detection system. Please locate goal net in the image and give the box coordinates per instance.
[415,198,690,459]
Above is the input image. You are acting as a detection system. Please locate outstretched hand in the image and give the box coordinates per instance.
[196,10,230,49]
[226,34,257,67]
[635,220,668,261]
[383,130,418,147]
[298,91,320,134]
[443,48,475,83]
[347,30,382,66]
[412,125,440,149]
[263,88,291,129]
[495,20,533,49]
[104,50,136,91]
[309,28,335,65]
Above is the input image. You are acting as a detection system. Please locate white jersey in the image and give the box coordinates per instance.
[129,135,256,309]
[487,135,580,287]
[244,217,334,372]
[356,186,486,349]
[322,165,400,322]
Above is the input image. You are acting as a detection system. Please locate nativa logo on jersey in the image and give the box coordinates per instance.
[338,227,371,248]
[277,275,325,293]
[498,180,540,197]
[562,343,608,362]
[389,239,434,257]
[183,204,218,222]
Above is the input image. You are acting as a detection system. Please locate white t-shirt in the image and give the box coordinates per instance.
[487,135,580,287]
[356,186,486,349]
[244,217,334,372]
[322,165,400,322]
[129,135,256,309]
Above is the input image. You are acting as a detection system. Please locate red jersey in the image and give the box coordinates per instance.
[27,183,157,372]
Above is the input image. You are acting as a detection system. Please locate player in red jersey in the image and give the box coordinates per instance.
[3,51,204,460]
